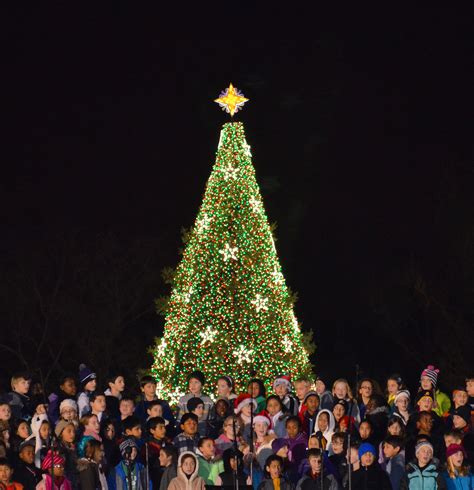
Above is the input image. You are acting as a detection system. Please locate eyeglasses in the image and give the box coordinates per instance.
[53,464,64,468]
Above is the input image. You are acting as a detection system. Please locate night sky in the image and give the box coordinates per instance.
[2,11,473,389]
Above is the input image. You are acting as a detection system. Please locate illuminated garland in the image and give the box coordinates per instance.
[151,122,312,401]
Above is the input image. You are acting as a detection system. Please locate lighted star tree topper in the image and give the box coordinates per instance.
[151,84,312,402]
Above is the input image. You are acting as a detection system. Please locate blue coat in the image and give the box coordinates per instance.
[107,461,152,490]
[441,470,474,490]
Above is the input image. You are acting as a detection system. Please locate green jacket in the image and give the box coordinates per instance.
[434,389,451,417]
[196,455,224,485]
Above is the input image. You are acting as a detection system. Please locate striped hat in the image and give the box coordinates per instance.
[420,365,440,389]
[415,441,433,456]
[41,450,65,470]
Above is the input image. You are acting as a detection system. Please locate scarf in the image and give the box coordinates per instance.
[44,474,72,490]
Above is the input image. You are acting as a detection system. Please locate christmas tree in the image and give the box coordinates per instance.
[151,85,312,402]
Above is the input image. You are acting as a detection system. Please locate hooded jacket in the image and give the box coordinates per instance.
[168,452,206,490]
[314,410,336,453]
[400,462,447,490]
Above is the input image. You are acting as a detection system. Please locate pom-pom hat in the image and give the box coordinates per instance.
[41,450,65,470]
[420,365,440,389]
[79,364,96,386]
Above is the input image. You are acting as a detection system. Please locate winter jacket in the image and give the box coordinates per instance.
[168,452,206,490]
[384,453,405,490]
[400,462,447,490]
[13,461,41,490]
[258,477,294,490]
[159,465,177,490]
[351,463,392,490]
[441,470,474,489]
[314,410,336,453]
[48,390,75,425]
[107,461,152,490]
[319,391,334,411]
[296,473,340,490]
[287,433,308,469]
[302,410,318,437]
[36,475,73,490]
[7,391,32,421]
[433,390,451,418]
[77,458,104,490]
[195,451,224,485]
[134,397,175,434]
[271,412,288,438]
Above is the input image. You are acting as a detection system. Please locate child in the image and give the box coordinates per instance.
[386,374,405,407]
[248,379,267,412]
[216,376,237,402]
[104,373,125,421]
[332,378,360,423]
[285,416,308,472]
[364,394,389,446]
[301,392,319,436]
[294,379,311,418]
[159,446,178,490]
[273,376,299,416]
[77,414,102,457]
[7,372,32,421]
[266,395,288,438]
[450,406,474,463]
[77,364,97,417]
[47,374,77,424]
[196,437,224,485]
[214,415,242,456]
[122,416,143,442]
[58,399,78,424]
[77,438,107,490]
[401,441,446,489]
[0,403,12,423]
[252,412,276,470]
[116,397,135,435]
[14,441,41,490]
[108,437,152,490]
[328,432,346,480]
[352,442,391,489]
[392,390,412,426]
[234,394,257,443]
[443,430,463,449]
[89,392,107,424]
[295,448,339,490]
[177,371,213,425]
[168,451,205,490]
[332,399,347,429]
[315,376,333,411]
[147,400,164,420]
[258,454,293,490]
[419,365,451,417]
[37,450,73,490]
[209,398,232,439]
[135,375,175,430]
[314,410,335,454]
[0,457,24,490]
[173,413,200,454]
[55,420,78,489]
[10,419,31,453]
[0,420,10,459]
[216,448,251,488]
[29,413,50,468]
[382,436,405,490]
[441,443,474,488]
[146,416,171,489]
[187,398,208,437]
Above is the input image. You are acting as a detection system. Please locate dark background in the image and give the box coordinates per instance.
[1,11,473,394]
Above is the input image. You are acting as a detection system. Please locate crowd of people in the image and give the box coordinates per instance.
[0,363,473,490]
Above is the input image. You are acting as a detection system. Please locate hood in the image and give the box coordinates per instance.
[314,409,335,436]
[177,451,200,481]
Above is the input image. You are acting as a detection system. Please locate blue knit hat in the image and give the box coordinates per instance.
[358,442,377,460]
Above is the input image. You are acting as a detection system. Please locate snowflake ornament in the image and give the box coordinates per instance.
[156,339,167,357]
[221,163,239,181]
[196,213,211,234]
[219,243,239,261]
[199,326,217,344]
[242,140,252,157]
[251,294,269,313]
[249,196,262,213]
[233,344,253,364]
[183,285,193,304]
[282,335,293,353]
[271,266,284,285]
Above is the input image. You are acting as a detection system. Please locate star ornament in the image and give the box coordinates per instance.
[214,83,249,117]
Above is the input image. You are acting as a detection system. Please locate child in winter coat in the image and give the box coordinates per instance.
[381,436,405,490]
[248,379,267,413]
[12,441,41,490]
[419,365,451,417]
[285,417,308,477]
[301,392,320,437]
[195,437,224,485]
[401,441,447,490]
[295,448,339,490]
[441,443,474,489]
[176,371,213,426]
[172,413,200,455]
[331,379,360,424]
[0,457,24,490]
[234,394,258,444]
[214,415,243,456]
[351,442,391,490]
[159,446,178,490]
[168,451,205,490]
[266,396,288,438]
[47,374,77,425]
[77,438,108,490]
[258,455,294,490]
[273,377,299,416]
[314,410,336,454]
[77,364,97,418]
[216,448,251,488]
[36,450,73,490]
[315,377,334,411]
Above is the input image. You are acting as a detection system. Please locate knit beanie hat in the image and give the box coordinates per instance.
[416,390,434,405]
[188,370,205,386]
[303,391,320,404]
[333,398,348,413]
[394,390,411,404]
[446,443,467,459]
[55,419,75,438]
[187,397,204,412]
[420,365,440,389]
[79,364,96,386]
[273,375,292,391]
[272,438,289,453]
[59,398,78,414]
[234,394,257,414]
[358,442,377,460]
[452,405,471,425]
[41,450,65,470]
[415,441,433,456]
[120,437,138,458]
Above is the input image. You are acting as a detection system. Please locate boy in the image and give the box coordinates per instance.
[0,403,11,423]
[89,392,107,423]
[173,413,200,454]
[301,391,320,436]
[116,396,135,435]
[12,441,41,490]
[147,400,164,420]
[122,415,143,440]
[187,398,208,437]
[315,376,333,410]
[0,457,24,490]
[328,432,346,480]
[7,372,32,421]
[196,437,224,485]
[104,373,125,421]
[294,378,311,418]
[352,442,391,489]
[402,441,446,489]
[47,374,77,424]
[296,448,339,490]
[177,371,213,424]
[159,446,178,490]
[382,435,405,490]
[146,416,170,489]
[443,429,464,448]
[134,375,175,431]
[273,375,299,416]
[77,364,97,417]
[259,455,292,490]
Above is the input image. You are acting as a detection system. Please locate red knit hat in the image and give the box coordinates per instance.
[234,393,257,414]
[41,450,65,470]
[446,443,467,459]
[253,410,272,429]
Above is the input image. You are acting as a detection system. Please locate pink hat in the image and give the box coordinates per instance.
[421,365,440,389]
[446,443,467,459]
[253,411,272,428]
[41,450,65,470]
[234,394,257,414]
